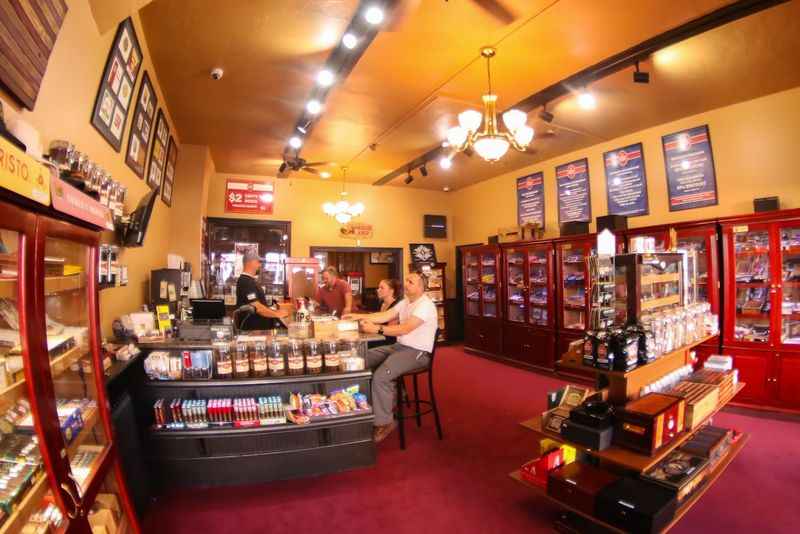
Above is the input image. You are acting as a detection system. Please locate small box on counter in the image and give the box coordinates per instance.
[547,462,621,516]
[596,477,677,534]
[614,393,686,455]
[667,381,719,430]
[642,449,709,502]
[561,419,614,451]
[520,448,564,488]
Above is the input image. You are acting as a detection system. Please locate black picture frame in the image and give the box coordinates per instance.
[125,71,157,178]
[409,243,437,265]
[90,17,143,151]
[161,136,178,206]
[146,109,170,190]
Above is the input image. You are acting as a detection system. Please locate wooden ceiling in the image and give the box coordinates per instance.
[140,0,800,190]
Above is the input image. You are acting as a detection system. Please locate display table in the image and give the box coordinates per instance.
[511,336,749,533]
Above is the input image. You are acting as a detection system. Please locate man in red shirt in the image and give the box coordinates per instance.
[314,267,352,317]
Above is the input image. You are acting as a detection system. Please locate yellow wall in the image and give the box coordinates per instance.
[453,86,800,245]
[0,0,181,336]
[206,173,456,296]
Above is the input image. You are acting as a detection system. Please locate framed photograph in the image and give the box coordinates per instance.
[409,243,437,265]
[90,17,143,151]
[146,109,170,190]
[369,251,394,264]
[161,136,178,207]
[125,71,158,178]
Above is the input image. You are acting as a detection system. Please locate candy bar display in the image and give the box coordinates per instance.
[287,386,370,423]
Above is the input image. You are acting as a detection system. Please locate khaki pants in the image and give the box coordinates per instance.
[366,343,431,426]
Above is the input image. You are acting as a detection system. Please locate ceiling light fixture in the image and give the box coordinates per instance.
[317,69,335,87]
[322,167,365,224]
[420,164,428,177]
[289,136,303,149]
[306,99,323,114]
[443,186,451,192]
[439,156,452,170]
[364,5,384,25]
[578,89,597,110]
[539,103,554,123]
[633,61,650,84]
[405,170,414,184]
[443,47,534,163]
[342,32,359,49]
[320,171,331,179]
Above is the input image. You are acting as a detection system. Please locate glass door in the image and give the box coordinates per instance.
[464,251,480,317]
[0,204,71,532]
[779,225,800,348]
[729,225,772,345]
[528,246,550,327]
[559,241,589,331]
[676,227,719,314]
[505,249,526,323]
[480,250,498,318]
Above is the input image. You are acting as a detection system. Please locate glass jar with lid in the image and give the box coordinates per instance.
[322,340,340,373]
[304,339,322,375]
[250,340,268,377]
[287,339,305,375]
[234,341,251,378]
[268,339,286,377]
[214,342,233,379]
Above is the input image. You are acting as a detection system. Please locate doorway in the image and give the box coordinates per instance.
[310,246,403,312]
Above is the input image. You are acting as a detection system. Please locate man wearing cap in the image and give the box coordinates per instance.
[235,250,288,330]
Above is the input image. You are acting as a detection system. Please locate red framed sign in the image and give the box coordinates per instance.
[224,178,275,214]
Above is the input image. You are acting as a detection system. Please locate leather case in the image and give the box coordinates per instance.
[614,393,686,455]
[569,401,615,429]
[547,462,620,516]
[596,477,678,534]
[561,419,614,451]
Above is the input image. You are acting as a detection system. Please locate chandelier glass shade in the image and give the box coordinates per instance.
[444,47,534,162]
[321,167,364,224]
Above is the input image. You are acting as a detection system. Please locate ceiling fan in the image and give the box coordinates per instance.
[277,157,336,178]
[388,0,517,30]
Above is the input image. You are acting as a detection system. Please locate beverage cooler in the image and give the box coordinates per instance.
[721,209,800,410]
[501,241,555,369]
[555,235,595,365]
[462,245,502,355]
[0,194,139,533]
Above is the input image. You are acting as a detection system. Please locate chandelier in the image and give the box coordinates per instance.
[444,47,534,162]
[322,167,364,224]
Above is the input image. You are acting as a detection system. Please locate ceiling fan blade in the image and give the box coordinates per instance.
[385,0,422,31]
[472,0,516,24]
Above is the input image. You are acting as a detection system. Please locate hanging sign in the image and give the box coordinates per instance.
[0,136,50,205]
[340,222,373,239]
[662,125,718,211]
[516,172,545,228]
[556,158,591,223]
[603,142,649,216]
[50,175,114,230]
[224,179,275,214]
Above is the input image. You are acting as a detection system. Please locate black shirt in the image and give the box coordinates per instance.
[235,273,278,330]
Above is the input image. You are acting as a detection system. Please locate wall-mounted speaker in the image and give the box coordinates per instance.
[424,215,447,238]
[560,221,589,237]
[596,215,628,233]
[754,196,779,213]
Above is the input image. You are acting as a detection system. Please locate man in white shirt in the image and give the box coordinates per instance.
[345,272,438,443]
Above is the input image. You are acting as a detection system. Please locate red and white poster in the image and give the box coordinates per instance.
[224,179,275,214]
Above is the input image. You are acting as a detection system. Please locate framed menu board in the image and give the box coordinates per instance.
[161,136,178,206]
[90,17,142,151]
[603,142,649,216]
[556,158,591,223]
[516,172,545,228]
[125,71,157,178]
[662,125,718,211]
[146,109,169,190]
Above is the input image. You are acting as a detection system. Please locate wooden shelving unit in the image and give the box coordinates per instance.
[641,294,681,311]
[0,273,84,299]
[0,474,50,534]
[641,273,681,285]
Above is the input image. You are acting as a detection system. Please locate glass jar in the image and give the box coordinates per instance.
[268,340,286,377]
[322,340,339,373]
[304,339,322,375]
[287,339,305,375]
[48,140,74,170]
[214,343,232,379]
[234,342,251,378]
[250,341,268,377]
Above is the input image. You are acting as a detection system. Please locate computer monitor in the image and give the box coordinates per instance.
[124,187,159,247]
[190,299,226,322]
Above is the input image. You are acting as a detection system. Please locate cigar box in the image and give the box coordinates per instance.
[568,401,615,429]
[641,449,709,502]
[680,426,733,470]
[686,369,735,406]
[596,477,677,534]
[520,448,564,488]
[561,419,614,451]
[667,382,719,430]
[547,462,620,516]
[614,393,685,455]
[543,408,570,434]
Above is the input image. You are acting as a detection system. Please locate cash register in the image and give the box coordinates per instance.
[177,299,234,341]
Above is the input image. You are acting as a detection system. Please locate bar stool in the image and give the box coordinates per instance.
[394,330,443,449]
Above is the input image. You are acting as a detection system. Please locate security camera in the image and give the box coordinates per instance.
[210,68,224,80]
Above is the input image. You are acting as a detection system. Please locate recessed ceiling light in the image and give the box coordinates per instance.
[320,171,331,178]
[289,136,303,149]
[578,90,596,110]
[342,33,358,49]
[306,100,322,114]
[317,69,335,87]
[364,6,384,25]
[443,186,450,192]
[439,156,452,170]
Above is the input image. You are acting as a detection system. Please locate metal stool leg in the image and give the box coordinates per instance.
[404,375,412,408]
[396,377,406,449]
[429,367,443,440]
[413,374,422,427]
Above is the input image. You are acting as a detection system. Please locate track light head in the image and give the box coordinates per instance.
[279,162,287,173]
[633,61,650,84]
[539,109,554,123]
[404,172,414,185]
[420,164,428,177]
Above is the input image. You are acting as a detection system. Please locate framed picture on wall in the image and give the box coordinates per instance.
[125,71,158,178]
[370,251,394,264]
[146,109,170,190]
[662,125,719,211]
[409,243,437,265]
[90,17,143,151]
[161,136,178,206]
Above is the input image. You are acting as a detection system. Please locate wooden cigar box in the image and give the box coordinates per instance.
[679,426,733,469]
[597,477,677,533]
[547,462,620,516]
[686,369,735,405]
[667,382,719,430]
[641,449,709,502]
[614,393,685,455]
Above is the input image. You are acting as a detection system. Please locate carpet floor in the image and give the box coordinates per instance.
[143,345,800,533]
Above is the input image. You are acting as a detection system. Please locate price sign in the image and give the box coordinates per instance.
[224,179,275,214]
[0,136,50,205]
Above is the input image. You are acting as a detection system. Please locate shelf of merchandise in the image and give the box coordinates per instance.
[641,295,681,311]
[142,370,372,388]
[509,433,749,534]
[0,473,51,534]
[149,412,374,438]
[0,274,86,299]
[641,273,681,285]
[0,345,88,411]
[66,407,100,458]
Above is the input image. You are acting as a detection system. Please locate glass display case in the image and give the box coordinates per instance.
[503,244,553,327]
[557,240,592,331]
[463,245,502,355]
[676,230,714,310]
[781,226,800,345]
[464,250,480,318]
[613,253,685,325]
[730,226,771,344]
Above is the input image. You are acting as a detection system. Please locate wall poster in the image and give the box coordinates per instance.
[146,109,170,190]
[516,172,545,228]
[603,142,649,216]
[556,158,591,223]
[662,125,718,211]
[125,71,157,178]
[161,136,178,206]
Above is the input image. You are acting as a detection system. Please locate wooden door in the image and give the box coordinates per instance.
[774,352,800,407]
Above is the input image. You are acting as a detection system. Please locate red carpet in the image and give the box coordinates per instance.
[144,345,800,533]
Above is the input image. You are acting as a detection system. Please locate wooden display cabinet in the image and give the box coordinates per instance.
[554,235,595,378]
[612,252,685,324]
[462,245,502,355]
[0,192,140,534]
